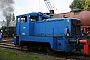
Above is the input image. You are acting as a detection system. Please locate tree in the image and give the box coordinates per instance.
[69,0,82,10]
[69,0,90,11]
[83,0,90,10]
[12,13,15,21]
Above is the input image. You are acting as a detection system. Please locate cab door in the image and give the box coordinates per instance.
[20,16,29,36]
[16,16,20,35]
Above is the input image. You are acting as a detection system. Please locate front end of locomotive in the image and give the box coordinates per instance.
[55,18,83,52]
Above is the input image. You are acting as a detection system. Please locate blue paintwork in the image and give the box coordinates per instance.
[14,37,16,45]
[57,37,76,52]
[34,18,72,36]
[14,12,81,52]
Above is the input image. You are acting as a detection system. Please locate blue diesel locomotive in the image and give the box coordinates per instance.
[14,12,90,54]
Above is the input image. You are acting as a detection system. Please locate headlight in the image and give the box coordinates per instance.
[65,26,70,36]
[1,30,3,32]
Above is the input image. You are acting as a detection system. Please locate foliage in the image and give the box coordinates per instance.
[83,0,90,10]
[12,13,15,21]
[69,0,90,11]
[69,0,82,10]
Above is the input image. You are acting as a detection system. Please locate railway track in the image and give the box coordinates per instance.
[2,38,14,42]
[0,39,20,50]
[0,38,90,60]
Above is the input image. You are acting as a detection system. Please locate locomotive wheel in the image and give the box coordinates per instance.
[27,46,32,52]
[46,48,55,54]
[38,47,41,50]
[20,45,23,51]
[20,43,24,51]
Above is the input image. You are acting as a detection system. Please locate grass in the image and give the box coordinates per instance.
[0,48,59,60]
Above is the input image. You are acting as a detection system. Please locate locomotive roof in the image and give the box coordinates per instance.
[16,12,50,18]
[45,18,80,21]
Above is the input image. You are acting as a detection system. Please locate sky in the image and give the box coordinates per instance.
[0,0,73,20]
